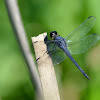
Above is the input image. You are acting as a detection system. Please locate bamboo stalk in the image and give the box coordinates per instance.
[31,33,60,100]
[4,0,43,99]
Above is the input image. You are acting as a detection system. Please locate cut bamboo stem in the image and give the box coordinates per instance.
[31,33,60,100]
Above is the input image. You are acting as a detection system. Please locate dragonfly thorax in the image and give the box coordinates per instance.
[55,36,68,49]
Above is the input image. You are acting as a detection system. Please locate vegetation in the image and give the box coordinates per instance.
[0,0,100,100]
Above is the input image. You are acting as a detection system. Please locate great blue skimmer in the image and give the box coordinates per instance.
[36,16,100,80]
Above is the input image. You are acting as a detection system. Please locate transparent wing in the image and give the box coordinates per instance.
[67,33,100,55]
[48,48,67,65]
[66,16,96,43]
[37,41,67,65]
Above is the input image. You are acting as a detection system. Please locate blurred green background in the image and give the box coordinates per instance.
[0,0,100,100]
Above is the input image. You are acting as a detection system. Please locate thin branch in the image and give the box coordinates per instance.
[32,33,60,100]
[4,0,43,99]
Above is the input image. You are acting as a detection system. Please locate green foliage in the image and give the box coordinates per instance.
[0,0,100,100]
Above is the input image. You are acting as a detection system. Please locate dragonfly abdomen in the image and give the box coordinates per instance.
[62,48,90,80]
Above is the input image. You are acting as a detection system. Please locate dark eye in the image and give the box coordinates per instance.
[54,31,57,35]
[50,31,57,38]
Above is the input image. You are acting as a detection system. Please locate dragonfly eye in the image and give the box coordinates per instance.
[50,31,57,38]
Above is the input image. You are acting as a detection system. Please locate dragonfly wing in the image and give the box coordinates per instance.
[36,41,67,65]
[67,33,100,55]
[46,42,67,65]
[66,16,96,43]
[49,47,67,65]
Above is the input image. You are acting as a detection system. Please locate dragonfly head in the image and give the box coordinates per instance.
[50,31,57,39]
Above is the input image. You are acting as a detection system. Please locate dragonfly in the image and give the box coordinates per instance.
[36,16,100,80]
